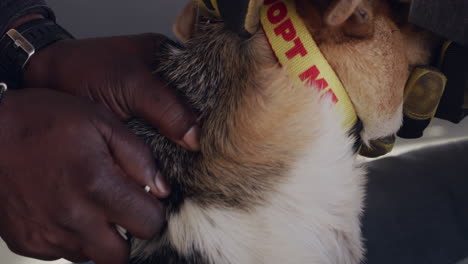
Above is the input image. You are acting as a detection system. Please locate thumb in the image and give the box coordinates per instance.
[131,74,200,152]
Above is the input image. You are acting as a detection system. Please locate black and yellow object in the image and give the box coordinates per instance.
[359,135,396,158]
[398,41,468,139]
[435,41,468,124]
[398,67,447,139]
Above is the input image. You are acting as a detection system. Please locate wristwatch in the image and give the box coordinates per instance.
[0,18,74,89]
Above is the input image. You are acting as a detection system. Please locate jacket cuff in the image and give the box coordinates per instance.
[0,0,55,35]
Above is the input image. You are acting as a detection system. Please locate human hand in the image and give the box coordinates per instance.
[23,33,200,151]
[0,88,169,264]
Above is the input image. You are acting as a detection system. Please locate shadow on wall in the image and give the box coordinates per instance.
[46,0,188,39]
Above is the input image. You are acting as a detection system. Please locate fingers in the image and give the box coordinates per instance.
[129,33,200,150]
[6,242,60,261]
[132,74,201,152]
[2,224,88,263]
[80,222,130,264]
[42,231,89,263]
[97,115,170,198]
[85,155,166,240]
[132,33,169,66]
[104,170,166,240]
[48,241,89,263]
[89,104,167,239]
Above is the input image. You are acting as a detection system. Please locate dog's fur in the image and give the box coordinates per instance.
[126,0,436,263]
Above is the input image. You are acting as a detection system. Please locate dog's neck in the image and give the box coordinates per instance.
[156,27,256,120]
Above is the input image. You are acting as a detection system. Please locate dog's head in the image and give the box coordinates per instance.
[174,0,434,143]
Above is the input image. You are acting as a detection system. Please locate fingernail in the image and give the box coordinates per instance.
[154,171,171,198]
[181,125,201,152]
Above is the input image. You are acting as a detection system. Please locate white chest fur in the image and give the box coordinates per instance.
[165,102,366,264]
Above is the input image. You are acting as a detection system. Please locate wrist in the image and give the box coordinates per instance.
[0,88,21,126]
[22,39,62,88]
[0,18,74,89]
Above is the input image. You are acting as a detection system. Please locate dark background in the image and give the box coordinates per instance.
[46,0,187,39]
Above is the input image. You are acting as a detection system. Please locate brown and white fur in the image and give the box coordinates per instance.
[126,0,436,263]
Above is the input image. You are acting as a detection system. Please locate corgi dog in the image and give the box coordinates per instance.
[127,0,436,263]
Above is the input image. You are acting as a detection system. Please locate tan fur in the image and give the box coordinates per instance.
[182,0,436,141]
[184,33,324,207]
[174,1,197,42]
[166,0,438,206]
[245,0,265,33]
[129,1,438,262]
[342,1,375,38]
[131,21,365,263]
[295,0,434,140]
[321,15,408,140]
[325,0,362,26]
[400,24,441,68]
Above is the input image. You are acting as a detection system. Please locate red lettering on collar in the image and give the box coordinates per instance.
[264,0,339,104]
[274,18,296,41]
[267,2,287,24]
[299,65,329,91]
[266,1,309,60]
[286,38,308,59]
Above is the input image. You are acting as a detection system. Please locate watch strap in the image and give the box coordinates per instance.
[0,19,74,89]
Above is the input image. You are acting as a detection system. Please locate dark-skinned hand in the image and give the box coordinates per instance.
[23,33,200,150]
[0,16,200,264]
[0,88,169,264]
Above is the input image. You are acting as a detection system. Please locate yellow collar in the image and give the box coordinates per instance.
[260,0,358,131]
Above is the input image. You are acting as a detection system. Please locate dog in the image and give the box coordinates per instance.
[126,0,436,263]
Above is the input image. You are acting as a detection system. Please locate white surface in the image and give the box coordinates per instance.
[381,118,468,158]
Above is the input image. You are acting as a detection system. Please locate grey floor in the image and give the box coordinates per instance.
[1,0,467,263]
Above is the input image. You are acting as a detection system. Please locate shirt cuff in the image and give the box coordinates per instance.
[0,0,55,35]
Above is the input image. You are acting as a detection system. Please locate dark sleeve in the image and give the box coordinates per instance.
[0,0,55,35]
[409,0,468,46]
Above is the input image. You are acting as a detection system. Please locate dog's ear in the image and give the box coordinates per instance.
[325,0,362,26]
[325,0,375,38]
[173,1,197,42]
